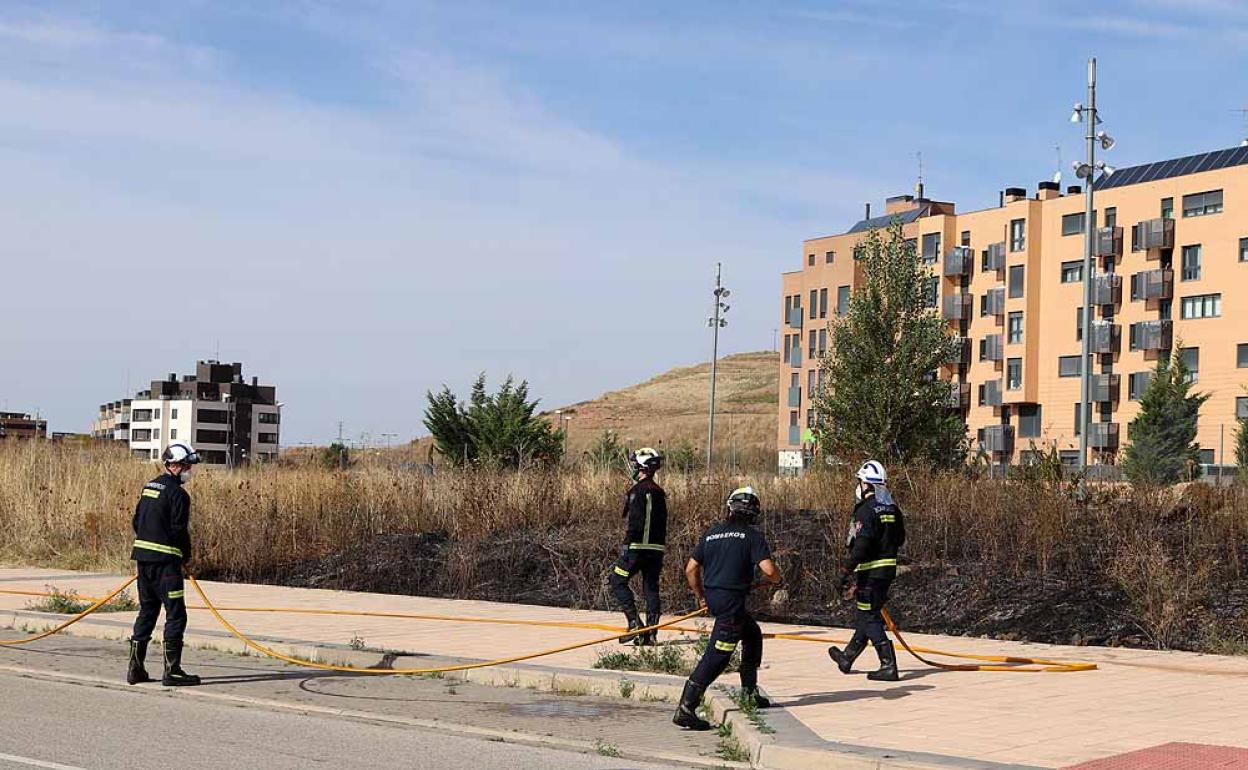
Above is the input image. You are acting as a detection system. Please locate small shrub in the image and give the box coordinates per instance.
[618,678,635,699]
[592,644,691,676]
[25,585,137,615]
[594,739,621,758]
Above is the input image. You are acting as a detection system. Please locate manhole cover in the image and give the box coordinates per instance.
[509,701,607,718]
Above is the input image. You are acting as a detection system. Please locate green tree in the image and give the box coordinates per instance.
[423,375,564,468]
[811,222,965,466]
[582,429,626,472]
[1122,349,1209,485]
[1235,390,1248,483]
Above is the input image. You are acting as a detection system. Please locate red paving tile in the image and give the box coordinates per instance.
[1068,743,1248,769]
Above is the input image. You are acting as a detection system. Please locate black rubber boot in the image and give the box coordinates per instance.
[827,636,867,675]
[638,612,660,646]
[126,638,151,685]
[619,610,642,645]
[672,680,712,730]
[161,640,201,686]
[866,640,900,682]
[740,686,772,709]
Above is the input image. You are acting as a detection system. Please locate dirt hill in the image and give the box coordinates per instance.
[548,351,778,459]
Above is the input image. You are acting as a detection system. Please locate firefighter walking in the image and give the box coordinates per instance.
[674,487,782,730]
[127,441,202,687]
[828,460,906,682]
[608,448,667,645]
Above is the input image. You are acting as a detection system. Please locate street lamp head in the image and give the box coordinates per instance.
[1073,161,1091,179]
[1097,131,1115,151]
[1099,162,1116,177]
[1070,103,1083,123]
[718,288,731,298]
[720,303,730,313]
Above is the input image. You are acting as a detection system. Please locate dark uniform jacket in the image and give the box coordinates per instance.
[131,473,192,563]
[622,478,667,552]
[843,493,905,580]
[692,522,772,594]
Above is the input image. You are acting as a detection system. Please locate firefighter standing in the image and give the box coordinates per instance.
[674,487,782,731]
[827,460,906,682]
[608,448,667,645]
[127,441,202,687]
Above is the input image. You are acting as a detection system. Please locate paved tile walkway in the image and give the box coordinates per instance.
[3,567,1248,768]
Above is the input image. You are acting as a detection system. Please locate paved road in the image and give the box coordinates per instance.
[0,643,704,770]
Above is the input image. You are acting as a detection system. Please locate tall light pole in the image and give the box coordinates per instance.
[1071,57,1116,473]
[706,263,730,471]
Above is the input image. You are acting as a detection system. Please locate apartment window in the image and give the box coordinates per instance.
[1062,212,1085,236]
[1058,355,1082,377]
[819,288,828,319]
[853,244,866,260]
[782,335,791,363]
[981,249,990,272]
[1008,265,1025,298]
[1200,449,1216,466]
[1128,372,1152,401]
[1061,261,1083,283]
[960,230,971,247]
[1239,343,1248,368]
[818,328,827,354]
[171,408,178,419]
[1007,312,1023,344]
[825,250,834,264]
[153,409,161,420]
[784,295,792,321]
[1104,207,1117,229]
[1076,307,1084,342]
[809,289,817,320]
[197,429,227,445]
[1007,358,1023,390]
[198,408,228,424]
[1161,197,1174,219]
[153,429,160,440]
[837,285,850,316]
[808,253,815,266]
[131,429,152,442]
[1182,189,1223,218]
[789,410,798,427]
[809,329,817,359]
[170,429,177,440]
[807,369,816,394]
[1018,405,1041,438]
[1010,219,1026,251]
[1074,403,1082,436]
[259,432,279,445]
[1238,396,1248,420]
[1239,237,1248,262]
[904,238,917,256]
[132,409,153,422]
[1180,347,1199,384]
[1181,245,1201,281]
[921,233,941,264]
[1180,293,1221,319]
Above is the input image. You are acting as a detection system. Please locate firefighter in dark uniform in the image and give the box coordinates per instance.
[127,441,201,687]
[608,448,667,645]
[674,487,782,731]
[828,460,906,682]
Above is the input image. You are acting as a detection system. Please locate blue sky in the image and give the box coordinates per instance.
[2,1,1246,443]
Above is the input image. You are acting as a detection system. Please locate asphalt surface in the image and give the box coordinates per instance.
[0,638,716,770]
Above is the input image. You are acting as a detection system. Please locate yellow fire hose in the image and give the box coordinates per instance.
[0,577,1096,673]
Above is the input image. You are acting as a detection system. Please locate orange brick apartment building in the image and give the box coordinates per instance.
[778,146,1248,474]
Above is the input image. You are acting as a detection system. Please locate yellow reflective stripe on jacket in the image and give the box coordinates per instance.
[855,558,898,572]
[878,514,896,523]
[133,539,183,558]
[628,543,665,552]
[642,494,653,545]
[856,601,872,611]
[167,590,185,599]
[612,566,631,578]
[714,640,738,652]
[141,489,161,499]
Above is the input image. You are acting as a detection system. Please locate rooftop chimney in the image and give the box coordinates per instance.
[1067,185,1082,195]
[1037,181,1060,200]
[1003,187,1026,203]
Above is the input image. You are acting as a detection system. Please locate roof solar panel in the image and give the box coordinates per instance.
[1173,154,1202,176]
[1193,151,1220,174]
[1154,158,1182,180]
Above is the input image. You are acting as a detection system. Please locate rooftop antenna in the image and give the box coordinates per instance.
[914,151,925,199]
[1053,144,1063,185]
[1234,106,1248,146]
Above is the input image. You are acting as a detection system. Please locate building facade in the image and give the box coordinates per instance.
[779,145,1248,473]
[0,411,47,440]
[101,361,280,465]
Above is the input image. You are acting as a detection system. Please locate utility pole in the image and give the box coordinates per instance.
[706,263,730,472]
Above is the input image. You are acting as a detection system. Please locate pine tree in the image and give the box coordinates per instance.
[1122,349,1209,485]
[811,221,965,466]
[423,375,563,468]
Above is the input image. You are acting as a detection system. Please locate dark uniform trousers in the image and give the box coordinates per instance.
[132,561,188,643]
[609,548,663,618]
[689,588,763,691]
[852,575,892,647]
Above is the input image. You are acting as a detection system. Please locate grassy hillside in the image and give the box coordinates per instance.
[548,351,778,459]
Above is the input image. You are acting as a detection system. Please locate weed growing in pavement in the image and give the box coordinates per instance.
[24,585,138,614]
[714,723,750,762]
[593,740,622,758]
[593,644,691,676]
[618,678,635,699]
[551,677,591,696]
[728,687,774,735]
[348,632,366,651]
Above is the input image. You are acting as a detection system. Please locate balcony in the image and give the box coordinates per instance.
[1132,320,1173,353]
[982,424,1015,454]
[943,246,973,277]
[979,379,1004,407]
[1130,269,1173,301]
[1094,226,1124,258]
[945,382,971,410]
[945,336,971,366]
[789,346,802,368]
[942,293,973,321]
[1092,373,1121,403]
[1131,217,1175,254]
[980,334,1004,362]
[1091,274,1122,306]
[1090,321,1121,354]
[787,307,803,329]
[985,242,1006,272]
[1088,422,1120,450]
[983,287,1006,317]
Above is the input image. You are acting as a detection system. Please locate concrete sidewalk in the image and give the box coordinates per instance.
[3,567,1248,768]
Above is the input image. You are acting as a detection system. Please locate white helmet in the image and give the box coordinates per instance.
[628,447,663,474]
[855,460,887,485]
[162,442,201,466]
